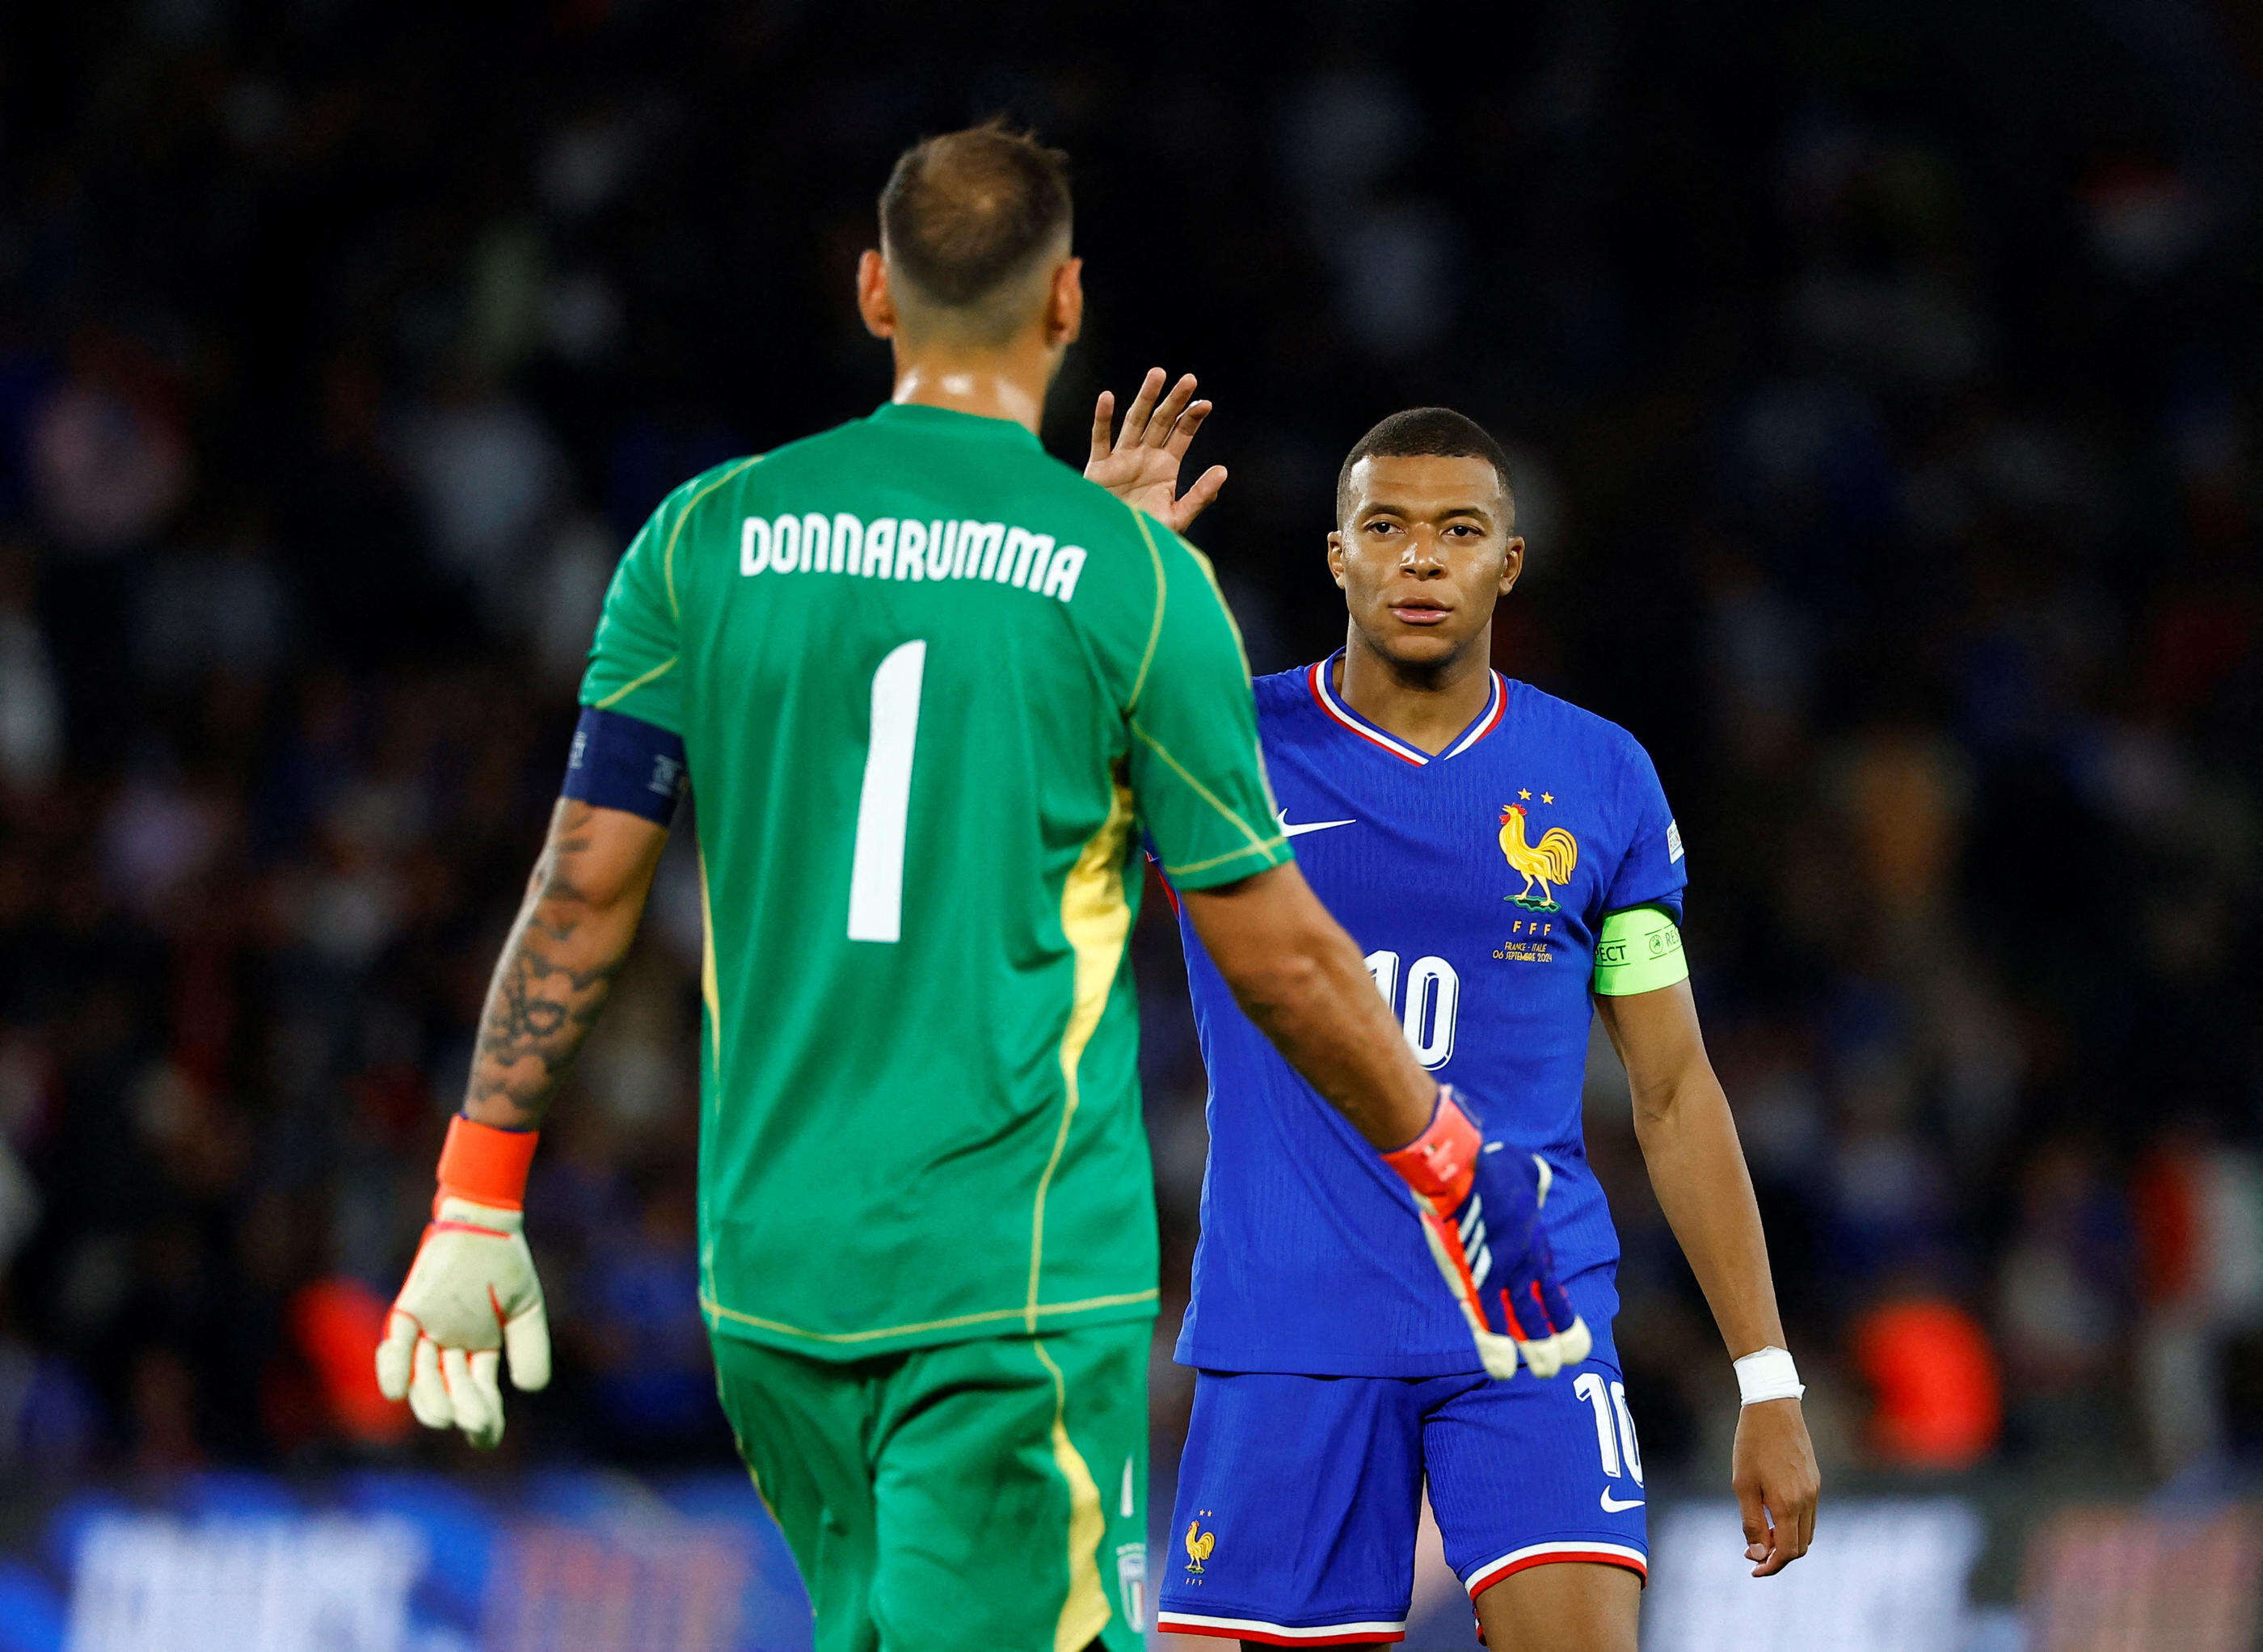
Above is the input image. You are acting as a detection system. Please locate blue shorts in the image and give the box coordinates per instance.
[1156,1355,1648,1644]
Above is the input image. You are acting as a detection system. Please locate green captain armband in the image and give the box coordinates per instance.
[1592,904,1688,997]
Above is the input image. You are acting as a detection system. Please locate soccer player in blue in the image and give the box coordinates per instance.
[1128,408,1821,1650]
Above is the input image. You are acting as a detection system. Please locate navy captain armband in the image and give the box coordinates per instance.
[1591,904,1688,997]
[561,706,689,825]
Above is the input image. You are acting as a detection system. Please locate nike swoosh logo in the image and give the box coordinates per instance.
[1279,810,1355,839]
[1599,1490,1646,1513]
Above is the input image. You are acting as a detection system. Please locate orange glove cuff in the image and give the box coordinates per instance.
[436,1115,540,1211]
[1381,1089,1479,1204]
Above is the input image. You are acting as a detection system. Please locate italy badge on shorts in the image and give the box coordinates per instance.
[1118,1540,1148,1632]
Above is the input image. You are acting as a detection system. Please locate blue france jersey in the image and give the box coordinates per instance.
[1174,654,1688,1377]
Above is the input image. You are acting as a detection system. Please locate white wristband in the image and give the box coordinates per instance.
[1734,1346,1804,1405]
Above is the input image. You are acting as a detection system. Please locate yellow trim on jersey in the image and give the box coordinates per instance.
[1164,837,1291,879]
[592,655,678,710]
[663,454,763,620]
[697,1287,1160,1344]
[694,845,724,1318]
[1028,768,1138,1330]
[1130,721,1277,856]
[1032,1338,1112,1652]
[1123,508,1169,714]
[697,845,721,1067]
[741,1465,778,1523]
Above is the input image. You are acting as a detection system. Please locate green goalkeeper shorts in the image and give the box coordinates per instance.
[710,1319,1151,1652]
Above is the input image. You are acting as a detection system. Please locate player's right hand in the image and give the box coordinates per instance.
[1084,366,1229,533]
[1383,1087,1591,1381]
[377,1195,550,1449]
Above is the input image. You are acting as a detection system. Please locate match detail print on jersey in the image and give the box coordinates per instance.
[741,512,1090,603]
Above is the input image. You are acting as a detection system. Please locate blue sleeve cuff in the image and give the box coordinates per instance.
[562,706,688,825]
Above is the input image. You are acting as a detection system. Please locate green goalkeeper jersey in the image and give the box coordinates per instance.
[580,402,1291,1359]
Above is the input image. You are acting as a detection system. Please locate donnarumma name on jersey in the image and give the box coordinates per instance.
[740,512,1090,603]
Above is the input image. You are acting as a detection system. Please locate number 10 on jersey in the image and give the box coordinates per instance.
[1364,950,1460,1068]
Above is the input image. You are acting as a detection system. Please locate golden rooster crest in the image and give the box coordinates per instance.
[1183,1519,1216,1573]
[1500,804,1578,912]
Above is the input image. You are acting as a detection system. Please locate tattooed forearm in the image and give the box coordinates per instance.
[460,799,668,1131]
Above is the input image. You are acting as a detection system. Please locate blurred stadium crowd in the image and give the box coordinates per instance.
[0,0,2259,1508]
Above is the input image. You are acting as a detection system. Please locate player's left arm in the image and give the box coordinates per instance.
[380,466,697,1447]
[466,470,695,1130]
[463,795,668,1129]
[1595,977,1821,1576]
[373,793,667,1447]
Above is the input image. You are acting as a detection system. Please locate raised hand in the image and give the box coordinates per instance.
[1085,367,1229,533]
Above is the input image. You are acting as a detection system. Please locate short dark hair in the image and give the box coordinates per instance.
[1335,407,1516,525]
[879,120,1073,338]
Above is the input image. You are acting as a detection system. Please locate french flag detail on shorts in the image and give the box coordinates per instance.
[1155,1609,1408,1645]
[1464,1540,1650,1596]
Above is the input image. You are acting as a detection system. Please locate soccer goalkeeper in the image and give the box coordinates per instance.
[373,122,1582,1652]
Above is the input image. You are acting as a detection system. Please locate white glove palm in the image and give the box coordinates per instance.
[375,1196,550,1448]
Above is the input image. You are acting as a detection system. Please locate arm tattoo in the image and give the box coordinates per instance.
[462,802,643,1129]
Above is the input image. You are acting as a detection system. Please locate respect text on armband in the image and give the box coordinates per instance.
[737,512,1089,603]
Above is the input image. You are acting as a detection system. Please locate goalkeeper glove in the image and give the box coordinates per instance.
[1384,1086,1591,1380]
[375,1115,551,1449]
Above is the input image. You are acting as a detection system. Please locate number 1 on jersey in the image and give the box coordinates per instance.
[848,641,925,942]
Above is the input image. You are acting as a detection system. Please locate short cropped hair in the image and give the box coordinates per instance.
[879,120,1073,341]
[1335,407,1517,525]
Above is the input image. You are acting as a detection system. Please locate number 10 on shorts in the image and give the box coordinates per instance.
[1575,1372,1644,1485]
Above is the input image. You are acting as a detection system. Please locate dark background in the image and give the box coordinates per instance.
[1,0,2259,1498]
